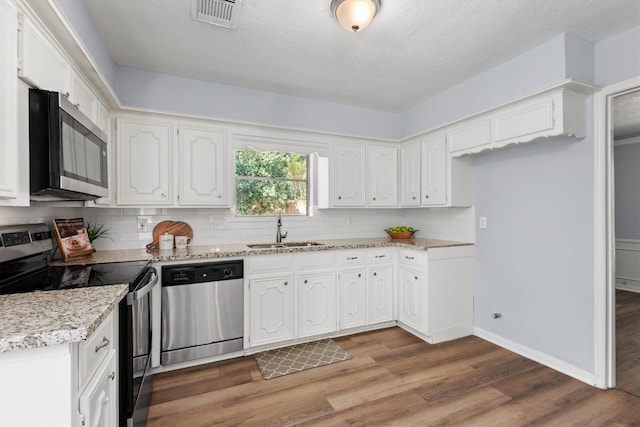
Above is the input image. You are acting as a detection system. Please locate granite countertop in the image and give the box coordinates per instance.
[50,237,473,265]
[0,285,128,353]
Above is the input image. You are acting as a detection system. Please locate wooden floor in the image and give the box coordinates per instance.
[147,327,640,426]
[617,289,640,397]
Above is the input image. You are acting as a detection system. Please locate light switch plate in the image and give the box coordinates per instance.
[479,217,487,229]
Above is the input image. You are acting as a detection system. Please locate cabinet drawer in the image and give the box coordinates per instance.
[336,250,365,267]
[367,248,393,264]
[249,254,294,274]
[296,251,335,270]
[399,249,424,267]
[79,313,114,387]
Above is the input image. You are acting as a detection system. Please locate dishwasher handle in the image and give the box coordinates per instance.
[127,267,159,304]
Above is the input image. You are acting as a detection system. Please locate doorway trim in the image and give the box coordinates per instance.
[594,76,640,389]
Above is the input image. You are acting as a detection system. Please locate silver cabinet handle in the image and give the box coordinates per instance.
[375,255,385,258]
[405,255,415,260]
[95,337,110,353]
[347,256,358,260]
[108,372,115,381]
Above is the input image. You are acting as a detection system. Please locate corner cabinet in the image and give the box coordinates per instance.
[399,133,471,207]
[116,116,230,207]
[330,140,398,208]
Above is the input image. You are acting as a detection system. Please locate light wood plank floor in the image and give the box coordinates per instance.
[617,289,640,397]
[147,328,640,426]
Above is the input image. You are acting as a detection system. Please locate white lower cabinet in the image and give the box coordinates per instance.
[339,268,366,329]
[298,272,336,338]
[367,265,393,324]
[249,275,295,346]
[398,266,423,331]
[398,246,474,343]
[0,310,118,427]
[79,350,117,427]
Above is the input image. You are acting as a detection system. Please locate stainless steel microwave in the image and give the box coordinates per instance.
[28,88,108,201]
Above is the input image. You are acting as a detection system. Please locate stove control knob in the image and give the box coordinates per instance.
[224,268,233,277]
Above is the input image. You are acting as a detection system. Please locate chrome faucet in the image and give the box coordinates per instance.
[276,210,288,243]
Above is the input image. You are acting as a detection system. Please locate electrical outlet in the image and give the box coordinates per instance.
[479,217,487,229]
[138,221,148,232]
[213,220,225,229]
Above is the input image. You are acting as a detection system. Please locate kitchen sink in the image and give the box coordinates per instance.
[246,241,324,249]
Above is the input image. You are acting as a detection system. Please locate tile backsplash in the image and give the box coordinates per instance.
[0,205,475,251]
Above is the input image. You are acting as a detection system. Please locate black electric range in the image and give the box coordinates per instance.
[0,223,157,427]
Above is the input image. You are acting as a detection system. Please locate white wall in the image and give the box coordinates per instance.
[614,142,640,239]
[595,25,640,86]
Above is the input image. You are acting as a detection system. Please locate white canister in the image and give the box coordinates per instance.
[159,233,174,250]
[175,235,189,249]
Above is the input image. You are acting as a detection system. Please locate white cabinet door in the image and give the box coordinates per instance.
[331,142,366,206]
[117,118,173,205]
[250,276,294,346]
[367,145,398,207]
[367,266,393,324]
[447,118,491,155]
[398,266,423,332]
[0,0,18,200]
[68,70,98,124]
[79,350,117,427]
[400,141,421,206]
[493,92,558,147]
[298,272,336,338]
[178,125,227,206]
[339,269,366,330]
[18,16,70,94]
[421,135,447,205]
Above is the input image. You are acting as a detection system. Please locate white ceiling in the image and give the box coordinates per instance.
[81,0,640,112]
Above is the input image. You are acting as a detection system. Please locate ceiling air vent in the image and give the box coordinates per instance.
[191,0,243,29]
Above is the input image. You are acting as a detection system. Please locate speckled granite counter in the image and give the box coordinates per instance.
[50,237,472,265]
[0,285,128,353]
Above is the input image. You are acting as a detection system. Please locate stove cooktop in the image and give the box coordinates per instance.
[0,260,151,295]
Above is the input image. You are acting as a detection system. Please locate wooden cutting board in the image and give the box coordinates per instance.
[146,221,193,249]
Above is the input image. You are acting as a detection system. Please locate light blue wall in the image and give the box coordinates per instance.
[53,0,116,88]
[595,25,640,86]
[615,143,640,239]
[472,119,595,372]
[400,34,570,137]
[115,67,401,139]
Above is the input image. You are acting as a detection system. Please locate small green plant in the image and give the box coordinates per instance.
[86,221,112,243]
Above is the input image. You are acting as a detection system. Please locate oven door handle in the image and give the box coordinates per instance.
[127,267,158,304]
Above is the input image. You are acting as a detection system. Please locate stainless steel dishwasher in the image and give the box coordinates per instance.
[161,260,244,365]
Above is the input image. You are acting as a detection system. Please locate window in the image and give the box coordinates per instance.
[235,147,308,216]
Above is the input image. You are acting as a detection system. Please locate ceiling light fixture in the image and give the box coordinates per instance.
[331,0,380,33]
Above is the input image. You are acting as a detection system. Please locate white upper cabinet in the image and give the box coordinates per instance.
[330,140,398,208]
[178,124,228,206]
[331,141,366,206]
[366,145,398,207]
[447,118,492,155]
[447,86,586,157]
[0,0,19,201]
[117,117,173,205]
[421,135,447,205]
[68,70,98,125]
[18,14,69,94]
[399,140,421,206]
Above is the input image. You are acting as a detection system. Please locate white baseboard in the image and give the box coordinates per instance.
[473,327,597,387]
[615,278,640,293]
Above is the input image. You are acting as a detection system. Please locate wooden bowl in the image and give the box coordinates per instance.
[385,230,417,240]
